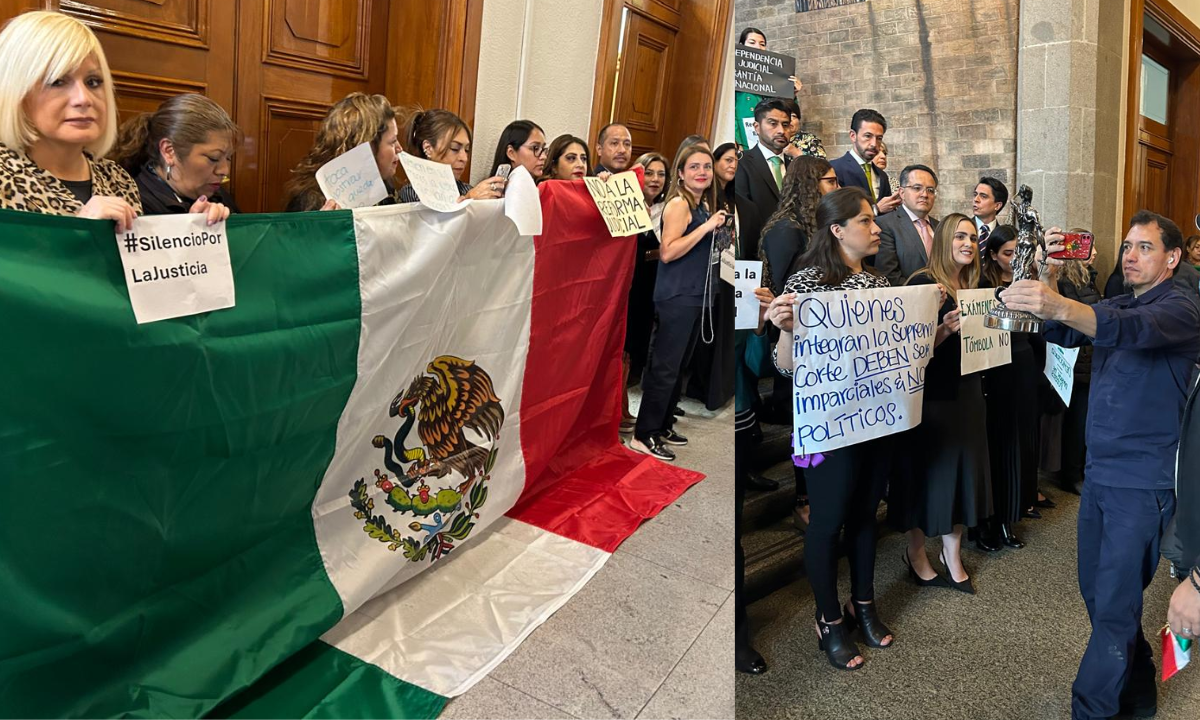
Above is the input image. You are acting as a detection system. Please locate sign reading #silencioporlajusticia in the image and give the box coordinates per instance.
[734,44,796,99]
[792,285,940,454]
[115,214,235,324]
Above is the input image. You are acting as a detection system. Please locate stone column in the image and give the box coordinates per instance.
[1018,0,1124,264]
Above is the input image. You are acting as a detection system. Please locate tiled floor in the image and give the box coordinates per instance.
[441,393,735,720]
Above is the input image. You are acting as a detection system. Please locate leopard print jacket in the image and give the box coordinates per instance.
[0,142,142,216]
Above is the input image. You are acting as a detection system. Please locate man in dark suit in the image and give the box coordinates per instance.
[733,97,790,263]
[973,176,1009,251]
[593,123,632,174]
[876,164,940,286]
[829,109,901,215]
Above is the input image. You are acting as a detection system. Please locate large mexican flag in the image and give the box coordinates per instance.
[0,178,703,718]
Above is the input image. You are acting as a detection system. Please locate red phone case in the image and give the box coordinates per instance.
[1050,232,1093,260]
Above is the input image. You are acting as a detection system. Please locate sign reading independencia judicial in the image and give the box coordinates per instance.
[791,285,941,454]
[734,44,796,99]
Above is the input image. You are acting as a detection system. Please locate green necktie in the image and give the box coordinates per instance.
[861,162,876,201]
[768,155,783,191]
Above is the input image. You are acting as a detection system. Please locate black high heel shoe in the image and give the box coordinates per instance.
[815,613,863,671]
[939,551,976,595]
[999,523,1025,549]
[902,549,949,588]
[843,600,895,649]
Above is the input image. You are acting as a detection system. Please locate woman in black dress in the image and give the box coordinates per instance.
[978,225,1038,549]
[765,187,896,671]
[621,152,669,433]
[892,213,991,594]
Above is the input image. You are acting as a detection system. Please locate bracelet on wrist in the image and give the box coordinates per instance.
[1191,567,1200,594]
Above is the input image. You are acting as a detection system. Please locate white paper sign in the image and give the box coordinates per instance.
[316,142,388,209]
[743,118,759,149]
[720,246,736,284]
[584,171,654,236]
[957,288,1012,375]
[502,165,542,236]
[116,214,235,324]
[1045,343,1080,406]
[792,285,940,454]
[734,261,762,330]
[399,152,469,213]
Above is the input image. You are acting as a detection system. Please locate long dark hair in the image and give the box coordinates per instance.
[762,155,829,239]
[713,142,737,213]
[981,224,1017,287]
[796,187,880,287]
[490,119,544,177]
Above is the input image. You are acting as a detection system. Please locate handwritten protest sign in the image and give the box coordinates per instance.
[115,214,235,324]
[1045,343,1080,406]
[734,261,763,330]
[316,142,388,209]
[957,288,1012,375]
[734,45,796,99]
[399,152,468,213]
[584,171,654,236]
[792,285,940,454]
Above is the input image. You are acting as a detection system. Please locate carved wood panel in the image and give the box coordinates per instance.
[264,0,372,79]
[56,0,208,47]
[614,10,675,158]
[111,70,206,127]
[256,97,330,211]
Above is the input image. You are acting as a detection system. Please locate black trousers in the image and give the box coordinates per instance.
[635,301,702,441]
[804,437,890,623]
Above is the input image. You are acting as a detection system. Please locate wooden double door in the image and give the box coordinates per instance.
[0,0,482,212]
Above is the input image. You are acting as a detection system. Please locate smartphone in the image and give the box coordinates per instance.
[1050,231,1094,260]
[496,164,512,179]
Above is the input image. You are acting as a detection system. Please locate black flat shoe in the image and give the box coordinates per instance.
[971,526,1001,553]
[1022,507,1042,520]
[735,644,768,674]
[1034,493,1056,509]
[902,549,949,588]
[815,614,863,671]
[940,551,976,595]
[672,406,684,417]
[844,600,894,649]
[999,523,1025,549]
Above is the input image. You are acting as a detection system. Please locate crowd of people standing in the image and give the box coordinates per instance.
[734,23,1200,720]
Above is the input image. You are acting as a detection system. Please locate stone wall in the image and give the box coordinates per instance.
[734,0,1020,217]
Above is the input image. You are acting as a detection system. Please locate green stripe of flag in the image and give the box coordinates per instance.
[211,641,447,720]
[0,210,362,717]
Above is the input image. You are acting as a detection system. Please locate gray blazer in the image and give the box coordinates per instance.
[876,208,938,287]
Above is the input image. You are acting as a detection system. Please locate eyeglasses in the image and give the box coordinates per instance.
[522,143,548,157]
[901,185,938,196]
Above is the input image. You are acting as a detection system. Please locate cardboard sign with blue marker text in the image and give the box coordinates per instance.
[792,284,940,454]
[1045,343,1080,406]
[584,171,654,236]
[957,288,1012,375]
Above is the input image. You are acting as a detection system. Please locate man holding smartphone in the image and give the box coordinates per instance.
[1001,211,1200,720]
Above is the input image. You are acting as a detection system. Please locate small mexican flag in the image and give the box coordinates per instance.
[1162,626,1192,680]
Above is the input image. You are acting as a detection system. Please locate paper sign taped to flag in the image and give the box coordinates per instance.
[584,171,653,236]
[1045,343,1080,406]
[734,261,762,330]
[399,151,469,213]
[734,45,796,99]
[115,213,235,324]
[958,288,1012,375]
[316,142,389,209]
[792,284,940,454]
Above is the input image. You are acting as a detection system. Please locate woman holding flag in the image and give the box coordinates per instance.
[764,187,896,671]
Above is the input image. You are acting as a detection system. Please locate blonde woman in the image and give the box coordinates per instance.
[0,12,226,227]
[284,93,402,212]
[889,213,992,595]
